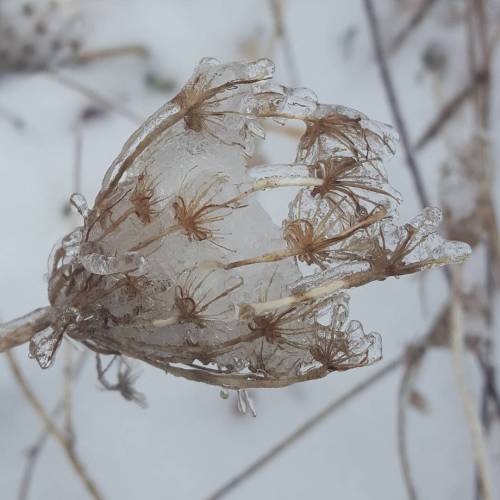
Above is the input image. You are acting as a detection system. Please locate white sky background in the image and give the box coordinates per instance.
[0,1,499,499]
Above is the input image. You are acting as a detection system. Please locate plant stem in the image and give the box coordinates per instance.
[450,269,493,500]
[363,0,430,208]
[0,307,53,353]
[6,351,104,500]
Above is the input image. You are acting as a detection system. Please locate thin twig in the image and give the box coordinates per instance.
[268,0,300,85]
[204,356,405,500]
[48,71,144,124]
[363,0,429,208]
[5,351,104,500]
[450,269,493,500]
[63,341,74,442]
[73,118,83,196]
[17,350,88,500]
[390,0,439,52]
[75,45,149,65]
[397,347,425,500]
[415,68,487,151]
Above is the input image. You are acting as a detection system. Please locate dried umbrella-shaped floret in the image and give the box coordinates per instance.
[27,58,470,395]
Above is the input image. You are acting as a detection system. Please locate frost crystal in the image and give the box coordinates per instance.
[34,58,471,391]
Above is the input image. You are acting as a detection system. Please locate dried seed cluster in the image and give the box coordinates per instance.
[31,58,470,390]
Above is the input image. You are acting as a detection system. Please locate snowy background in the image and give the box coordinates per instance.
[0,1,499,499]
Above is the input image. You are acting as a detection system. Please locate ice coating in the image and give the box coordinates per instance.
[34,58,470,390]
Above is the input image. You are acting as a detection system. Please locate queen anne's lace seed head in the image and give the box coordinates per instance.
[32,58,471,391]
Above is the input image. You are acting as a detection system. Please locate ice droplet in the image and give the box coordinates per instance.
[29,328,62,369]
[219,388,229,400]
[70,193,90,219]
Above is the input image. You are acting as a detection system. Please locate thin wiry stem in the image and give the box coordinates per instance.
[73,119,83,196]
[397,349,425,500]
[363,0,430,208]
[450,269,493,500]
[268,0,300,85]
[204,355,405,500]
[17,350,88,500]
[63,342,74,443]
[415,68,487,151]
[48,70,144,124]
[6,351,104,500]
[75,44,149,65]
[390,0,438,52]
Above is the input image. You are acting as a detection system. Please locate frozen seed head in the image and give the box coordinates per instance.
[32,58,470,395]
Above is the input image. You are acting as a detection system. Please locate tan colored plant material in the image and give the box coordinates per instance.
[2,58,470,391]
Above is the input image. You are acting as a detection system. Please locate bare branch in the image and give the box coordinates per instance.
[74,45,149,65]
[415,68,487,151]
[397,347,425,500]
[6,351,104,500]
[48,71,144,124]
[450,270,493,500]
[390,0,439,53]
[363,0,430,208]
[268,0,300,85]
[17,350,88,500]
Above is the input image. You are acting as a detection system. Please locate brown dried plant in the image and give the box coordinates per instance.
[0,58,470,395]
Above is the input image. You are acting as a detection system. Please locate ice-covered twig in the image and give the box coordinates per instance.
[0,307,53,353]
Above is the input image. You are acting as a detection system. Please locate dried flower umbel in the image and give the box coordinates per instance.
[23,58,470,390]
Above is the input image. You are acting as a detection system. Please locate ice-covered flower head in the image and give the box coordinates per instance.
[31,58,470,390]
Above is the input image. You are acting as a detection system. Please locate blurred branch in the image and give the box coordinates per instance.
[75,44,149,66]
[48,70,144,124]
[63,342,74,443]
[415,68,487,151]
[397,347,425,500]
[6,351,103,500]
[449,270,493,500]
[390,0,438,53]
[17,350,88,500]
[0,307,53,353]
[363,0,430,208]
[204,355,405,500]
[268,0,300,85]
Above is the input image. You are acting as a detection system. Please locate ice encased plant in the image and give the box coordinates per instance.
[30,58,470,390]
